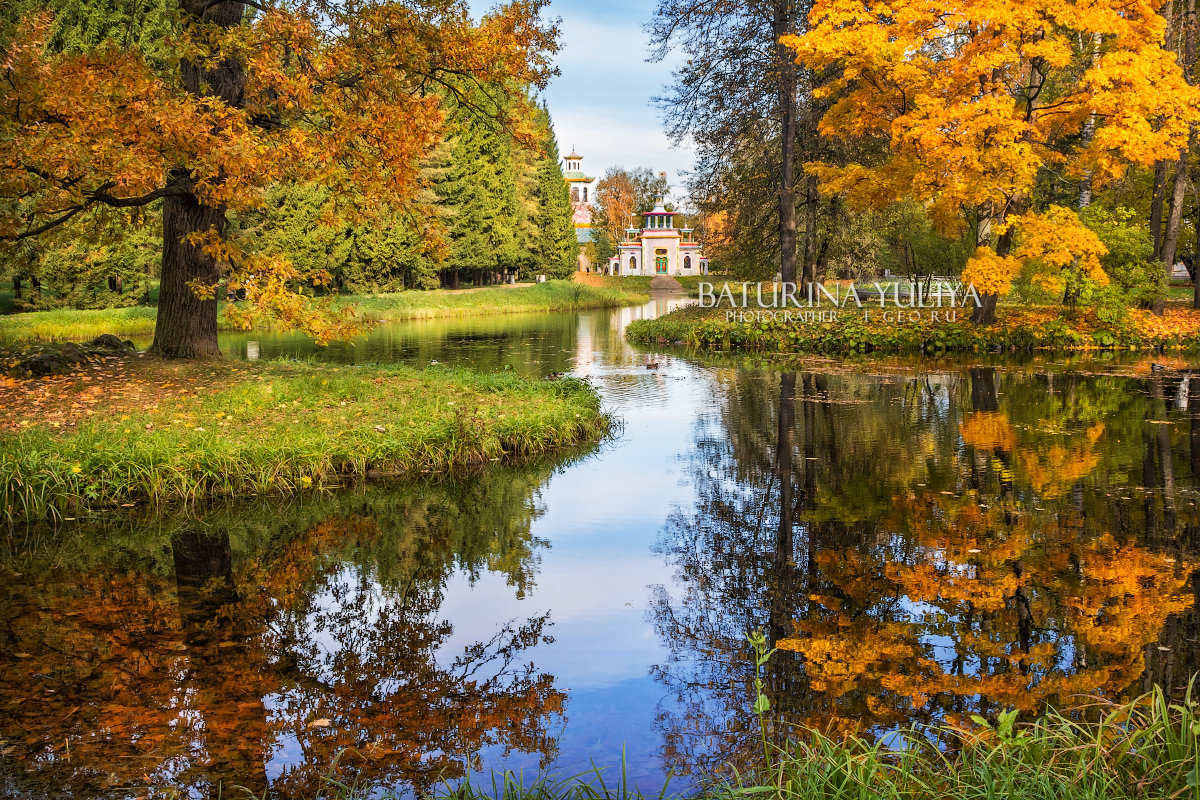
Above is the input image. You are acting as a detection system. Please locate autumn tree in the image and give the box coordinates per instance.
[785,0,1200,322]
[0,0,561,356]
[591,166,669,268]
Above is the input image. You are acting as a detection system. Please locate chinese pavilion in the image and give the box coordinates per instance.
[607,193,708,277]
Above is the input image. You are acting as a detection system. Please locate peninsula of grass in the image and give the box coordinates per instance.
[0,356,608,521]
[0,280,648,345]
[627,302,1200,353]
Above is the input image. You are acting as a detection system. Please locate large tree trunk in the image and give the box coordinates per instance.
[1152,160,1169,259]
[970,203,1002,324]
[801,174,818,284]
[152,186,225,358]
[151,0,246,358]
[1078,35,1102,209]
[774,1,798,285]
[1160,153,1188,282]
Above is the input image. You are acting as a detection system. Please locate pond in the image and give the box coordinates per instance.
[3,295,1200,798]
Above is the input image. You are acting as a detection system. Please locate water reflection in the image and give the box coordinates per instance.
[6,300,1200,795]
[650,364,1200,776]
[0,461,572,798]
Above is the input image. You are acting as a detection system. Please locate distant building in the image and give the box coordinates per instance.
[563,149,595,272]
[608,193,708,277]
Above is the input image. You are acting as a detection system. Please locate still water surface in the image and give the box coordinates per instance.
[4,296,1200,798]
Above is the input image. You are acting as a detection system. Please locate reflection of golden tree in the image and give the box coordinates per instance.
[780,489,1193,733]
[960,410,1105,499]
[0,478,566,799]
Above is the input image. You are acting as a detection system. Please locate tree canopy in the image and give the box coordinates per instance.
[784,0,1200,320]
[1,0,563,354]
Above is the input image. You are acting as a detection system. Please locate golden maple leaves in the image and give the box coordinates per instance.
[962,206,1110,297]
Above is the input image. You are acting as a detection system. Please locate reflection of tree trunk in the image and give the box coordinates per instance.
[801,374,819,577]
[1191,378,1200,491]
[1151,379,1178,538]
[970,368,999,412]
[172,530,269,796]
[769,373,797,646]
[1144,429,1161,543]
[173,529,239,628]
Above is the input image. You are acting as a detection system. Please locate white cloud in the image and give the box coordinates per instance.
[540,7,697,195]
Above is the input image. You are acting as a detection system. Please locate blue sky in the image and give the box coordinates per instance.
[473,0,696,198]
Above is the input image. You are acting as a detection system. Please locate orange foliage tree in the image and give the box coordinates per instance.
[783,0,1200,323]
[0,0,560,356]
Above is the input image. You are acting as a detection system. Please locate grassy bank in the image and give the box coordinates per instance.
[0,280,648,345]
[292,685,1200,800]
[352,279,647,321]
[717,691,1200,800]
[0,357,607,521]
[0,305,159,345]
[627,303,1200,353]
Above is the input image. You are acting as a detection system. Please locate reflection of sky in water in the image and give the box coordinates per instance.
[427,299,711,787]
[227,297,709,789]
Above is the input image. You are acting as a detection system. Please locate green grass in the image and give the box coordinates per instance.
[626,300,1200,353]
[305,684,1200,800]
[0,304,159,344]
[0,359,608,521]
[0,280,647,345]
[719,686,1200,800]
[1167,282,1195,302]
[349,280,648,321]
[585,274,733,297]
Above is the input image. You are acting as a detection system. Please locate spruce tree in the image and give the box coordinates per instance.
[529,111,579,279]
[439,109,521,287]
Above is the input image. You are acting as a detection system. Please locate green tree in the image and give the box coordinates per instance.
[439,110,522,288]
[527,113,578,279]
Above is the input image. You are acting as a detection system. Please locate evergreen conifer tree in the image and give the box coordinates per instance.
[529,111,579,279]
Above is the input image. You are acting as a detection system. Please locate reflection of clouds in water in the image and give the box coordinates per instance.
[437,558,672,690]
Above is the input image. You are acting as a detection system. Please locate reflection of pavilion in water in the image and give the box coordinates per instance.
[572,297,697,390]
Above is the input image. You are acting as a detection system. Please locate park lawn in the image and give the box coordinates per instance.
[346,278,647,320]
[626,301,1200,352]
[576,273,732,296]
[0,355,608,521]
[0,279,648,345]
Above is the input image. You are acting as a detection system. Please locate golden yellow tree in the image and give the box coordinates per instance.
[784,0,1200,322]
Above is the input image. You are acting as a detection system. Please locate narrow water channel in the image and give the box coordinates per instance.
[4,294,1200,798]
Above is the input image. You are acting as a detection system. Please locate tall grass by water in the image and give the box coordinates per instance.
[420,689,1200,800]
[0,360,608,521]
[0,281,647,345]
[0,305,158,344]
